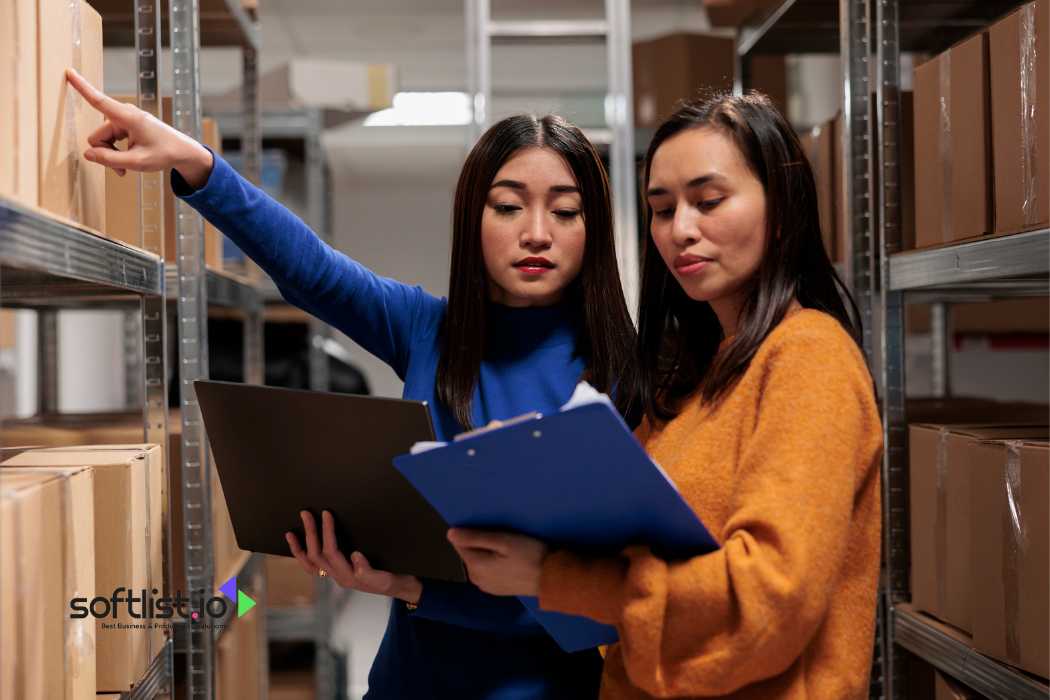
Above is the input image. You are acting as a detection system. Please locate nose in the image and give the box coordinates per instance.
[519,209,553,249]
[670,202,702,247]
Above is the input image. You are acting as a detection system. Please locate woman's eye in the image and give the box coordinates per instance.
[552,209,580,220]
[698,197,724,211]
[493,203,521,215]
[653,207,674,220]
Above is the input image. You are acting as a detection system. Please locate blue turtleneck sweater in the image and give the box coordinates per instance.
[173,155,603,700]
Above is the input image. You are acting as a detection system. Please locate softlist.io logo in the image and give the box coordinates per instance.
[70,575,256,622]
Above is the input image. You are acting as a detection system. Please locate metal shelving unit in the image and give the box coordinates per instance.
[466,0,639,315]
[734,1,1050,698]
[211,106,342,699]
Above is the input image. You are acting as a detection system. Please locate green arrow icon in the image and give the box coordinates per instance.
[237,589,257,618]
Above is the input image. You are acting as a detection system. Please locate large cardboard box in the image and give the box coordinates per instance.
[972,437,1049,679]
[907,297,1050,335]
[906,397,1049,425]
[703,0,780,27]
[266,555,316,608]
[989,0,1050,234]
[632,33,734,128]
[0,467,96,700]
[3,445,164,692]
[270,670,315,700]
[104,97,223,267]
[909,424,1048,633]
[913,32,993,250]
[0,0,39,207]
[38,0,106,230]
[215,572,266,700]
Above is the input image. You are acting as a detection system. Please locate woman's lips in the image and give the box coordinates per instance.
[514,257,555,276]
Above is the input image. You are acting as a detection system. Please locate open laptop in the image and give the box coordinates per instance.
[194,380,466,582]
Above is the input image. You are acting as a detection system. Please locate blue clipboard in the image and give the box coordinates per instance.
[392,401,719,652]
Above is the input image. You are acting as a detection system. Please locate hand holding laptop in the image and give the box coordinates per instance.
[286,509,423,605]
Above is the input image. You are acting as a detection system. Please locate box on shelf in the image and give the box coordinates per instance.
[913,31,993,250]
[989,0,1049,235]
[104,95,223,268]
[0,467,96,700]
[2,444,164,692]
[215,575,266,700]
[0,0,39,208]
[267,555,316,608]
[269,670,315,700]
[906,398,1049,425]
[703,0,780,27]
[972,437,1049,680]
[0,310,18,350]
[632,33,734,128]
[800,120,837,260]
[906,297,1050,335]
[909,423,1048,634]
[38,0,106,231]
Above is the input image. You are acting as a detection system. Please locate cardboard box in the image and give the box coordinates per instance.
[269,670,315,700]
[703,0,780,27]
[0,467,96,700]
[990,0,1050,234]
[38,0,106,230]
[906,397,1049,425]
[216,576,265,700]
[801,119,838,260]
[632,33,734,128]
[0,0,39,207]
[913,33,993,250]
[909,424,1049,633]
[0,310,17,350]
[907,297,1050,335]
[105,96,223,267]
[972,437,1049,679]
[266,555,316,608]
[3,445,164,692]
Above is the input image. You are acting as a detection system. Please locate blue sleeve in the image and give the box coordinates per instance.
[171,153,444,378]
[411,579,545,634]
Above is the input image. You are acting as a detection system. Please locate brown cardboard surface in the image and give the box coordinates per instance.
[907,297,1050,334]
[0,0,39,207]
[748,55,788,117]
[703,0,779,27]
[0,467,95,700]
[632,33,734,128]
[269,670,315,700]
[909,424,1049,632]
[949,32,993,242]
[906,398,1050,425]
[935,670,984,699]
[913,35,993,250]
[3,444,164,692]
[972,438,1050,679]
[200,117,225,269]
[990,0,1050,234]
[38,0,106,229]
[0,310,17,350]
[801,121,837,260]
[266,555,316,608]
[216,584,265,700]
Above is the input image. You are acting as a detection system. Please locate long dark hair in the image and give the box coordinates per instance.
[437,114,636,429]
[633,92,862,424]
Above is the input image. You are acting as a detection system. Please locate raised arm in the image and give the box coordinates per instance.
[67,69,441,376]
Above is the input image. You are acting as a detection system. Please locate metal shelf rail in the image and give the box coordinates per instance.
[213,106,341,699]
[733,0,1050,698]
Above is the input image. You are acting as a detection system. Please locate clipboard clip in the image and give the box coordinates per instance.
[453,412,543,442]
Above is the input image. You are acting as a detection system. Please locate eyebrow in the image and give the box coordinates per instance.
[646,174,725,197]
[490,179,580,195]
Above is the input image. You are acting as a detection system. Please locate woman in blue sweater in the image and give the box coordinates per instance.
[69,69,636,699]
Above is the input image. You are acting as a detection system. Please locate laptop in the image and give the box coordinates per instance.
[194,380,467,582]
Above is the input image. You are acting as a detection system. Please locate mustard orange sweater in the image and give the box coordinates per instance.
[538,309,883,699]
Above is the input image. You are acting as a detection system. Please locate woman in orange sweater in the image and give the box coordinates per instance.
[447,92,883,699]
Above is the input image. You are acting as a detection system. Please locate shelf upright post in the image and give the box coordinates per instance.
[169,0,214,694]
[875,0,908,697]
[36,310,59,413]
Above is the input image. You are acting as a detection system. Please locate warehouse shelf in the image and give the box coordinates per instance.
[488,19,609,41]
[165,265,262,311]
[92,0,258,49]
[735,0,1028,55]
[0,198,164,305]
[888,229,1050,293]
[266,605,317,643]
[126,639,175,700]
[893,605,1050,700]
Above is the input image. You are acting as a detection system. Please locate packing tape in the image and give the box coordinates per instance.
[61,469,94,690]
[1019,3,1039,227]
[939,53,953,243]
[141,451,154,661]
[67,0,83,221]
[935,428,949,614]
[1002,440,1027,662]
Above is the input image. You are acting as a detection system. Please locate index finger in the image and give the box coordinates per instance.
[66,68,125,118]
